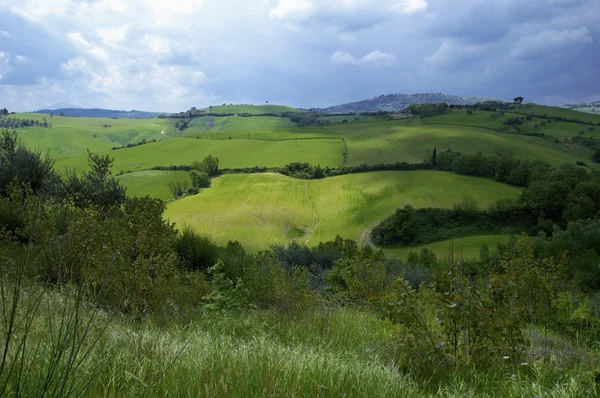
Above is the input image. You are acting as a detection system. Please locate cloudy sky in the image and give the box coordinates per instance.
[0,0,598,112]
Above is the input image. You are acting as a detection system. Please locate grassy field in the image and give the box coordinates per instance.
[11,113,179,160]
[326,120,596,167]
[424,109,599,138]
[382,234,513,261]
[201,104,303,114]
[163,171,521,251]
[117,170,191,201]
[184,115,297,136]
[511,104,600,124]
[55,137,344,173]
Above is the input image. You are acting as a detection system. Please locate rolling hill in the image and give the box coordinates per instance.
[315,93,503,114]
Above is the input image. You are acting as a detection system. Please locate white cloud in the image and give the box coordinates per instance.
[392,0,428,14]
[140,35,174,55]
[331,50,397,67]
[97,24,130,45]
[511,27,593,59]
[269,0,316,20]
[0,30,10,37]
[0,51,11,79]
[61,57,87,73]
[15,55,29,63]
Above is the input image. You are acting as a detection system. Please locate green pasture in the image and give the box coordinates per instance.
[511,104,600,124]
[382,234,513,261]
[201,104,303,114]
[11,113,179,159]
[55,137,344,174]
[326,120,596,167]
[163,171,521,251]
[117,170,191,201]
[424,109,600,138]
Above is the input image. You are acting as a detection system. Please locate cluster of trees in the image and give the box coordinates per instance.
[112,138,158,150]
[408,102,448,116]
[371,198,534,246]
[0,117,51,129]
[0,108,8,115]
[167,155,219,199]
[175,119,190,131]
[435,148,552,187]
[290,113,332,127]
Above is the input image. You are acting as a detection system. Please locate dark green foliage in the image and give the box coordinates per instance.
[432,147,437,167]
[191,155,219,176]
[58,151,126,211]
[503,116,525,125]
[592,149,600,163]
[168,179,189,199]
[175,226,220,271]
[408,102,448,116]
[0,129,56,197]
[371,200,534,246]
[190,170,211,188]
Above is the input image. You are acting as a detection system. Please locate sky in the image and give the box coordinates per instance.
[0,0,598,112]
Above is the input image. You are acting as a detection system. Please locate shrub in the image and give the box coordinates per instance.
[175,226,220,271]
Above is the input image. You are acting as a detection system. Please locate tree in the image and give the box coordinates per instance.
[59,152,126,210]
[192,155,219,176]
[0,129,56,197]
[190,170,211,188]
[313,164,324,179]
[432,147,437,167]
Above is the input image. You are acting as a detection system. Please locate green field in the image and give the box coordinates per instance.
[163,171,521,251]
[382,234,513,261]
[55,137,344,173]
[424,109,600,138]
[10,113,179,160]
[326,120,596,167]
[117,170,191,201]
[511,104,600,124]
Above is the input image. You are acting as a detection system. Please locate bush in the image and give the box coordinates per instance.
[175,226,220,271]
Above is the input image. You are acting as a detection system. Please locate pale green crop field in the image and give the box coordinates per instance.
[117,170,191,201]
[55,137,344,173]
[511,104,600,124]
[382,234,513,261]
[164,171,521,251]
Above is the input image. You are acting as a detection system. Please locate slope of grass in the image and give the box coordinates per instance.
[55,137,344,174]
[117,170,191,201]
[424,109,599,138]
[10,113,179,160]
[202,104,303,114]
[327,120,596,167]
[164,171,521,251]
[382,234,513,261]
[512,104,600,124]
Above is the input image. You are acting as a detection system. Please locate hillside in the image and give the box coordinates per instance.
[316,93,503,114]
[34,108,163,118]
[200,104,303,115]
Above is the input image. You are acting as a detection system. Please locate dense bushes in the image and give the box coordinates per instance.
[371,199,534,246]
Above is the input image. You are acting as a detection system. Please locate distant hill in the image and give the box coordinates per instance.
[34,108,163,119]
[316,93,504,114]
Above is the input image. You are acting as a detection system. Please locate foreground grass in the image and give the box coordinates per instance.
[163,171,521,251]
[4,287,597,397]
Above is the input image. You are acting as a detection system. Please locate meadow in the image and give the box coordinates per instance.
[163,171,521,251]
[200,104,303,114]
